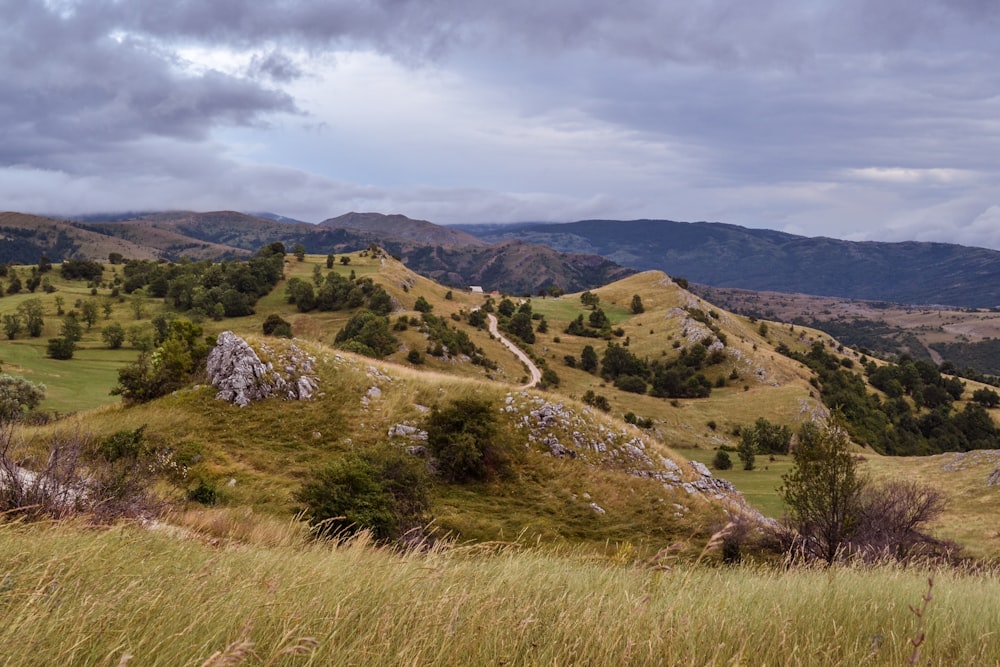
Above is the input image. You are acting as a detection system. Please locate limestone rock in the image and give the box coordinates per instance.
[206,331,318,407]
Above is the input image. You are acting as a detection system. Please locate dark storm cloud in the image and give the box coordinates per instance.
[0,0,295,170]
[3,0,1000,247]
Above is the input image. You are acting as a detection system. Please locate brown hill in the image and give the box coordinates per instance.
[0,211,159,263]
[319,211,487,247]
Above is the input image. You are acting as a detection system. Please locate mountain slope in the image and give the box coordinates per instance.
[320,211,487,247]
[72,210,634,294]
[460,219,1000,308]
[0,212,160,262]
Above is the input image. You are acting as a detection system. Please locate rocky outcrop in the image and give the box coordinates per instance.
[206,332,319,407]
[507,392,744,505]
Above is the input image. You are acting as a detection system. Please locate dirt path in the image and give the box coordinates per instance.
[487,313,542,389]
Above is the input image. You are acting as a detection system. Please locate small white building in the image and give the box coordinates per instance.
[470,286,484,294]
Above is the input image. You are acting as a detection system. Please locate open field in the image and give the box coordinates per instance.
[1,521,997,666]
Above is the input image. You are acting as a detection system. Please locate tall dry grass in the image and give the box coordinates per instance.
[1,521,997,666]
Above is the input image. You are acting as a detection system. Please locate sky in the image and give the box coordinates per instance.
[3,0,1000,249]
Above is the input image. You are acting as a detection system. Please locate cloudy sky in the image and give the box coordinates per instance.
[4,0,1000,249]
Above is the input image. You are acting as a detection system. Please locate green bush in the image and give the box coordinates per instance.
[296,447,430,542]
[426,397,514,482]
[334,310,398,358]
[712,450,733,470]
[0,374,45,422]
[262,314,292,338]
[101,322,126,349]
[46,337,75,360]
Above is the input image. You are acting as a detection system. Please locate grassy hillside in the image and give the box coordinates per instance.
[1,522,997,666]
[4,251,1000,665]
[27,331,736,554]
[5,253,998,556]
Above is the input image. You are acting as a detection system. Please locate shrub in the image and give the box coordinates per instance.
[614,374,647,394]
[0,426,163,523]
[407,349,424,365]
[295,447,430,543]
[262,314,292,338]
[972,387,1000,408]
[712,450,733,470]
[0,374,45,422]
[426,397,513,482]
[540,368,560,388]
[582,390,611,412]
[101,322,126,349]
[112,320,210,403]
[46,337,75,360]
[334,310,398,358]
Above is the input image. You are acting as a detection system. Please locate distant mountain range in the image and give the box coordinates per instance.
[5,209,1000,307]
[0,211,630,295]
[456,220,1000,308]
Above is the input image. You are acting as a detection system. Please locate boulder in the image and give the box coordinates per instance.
[206,331,318,407]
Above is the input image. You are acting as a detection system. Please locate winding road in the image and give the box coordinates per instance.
[487,313,542,389]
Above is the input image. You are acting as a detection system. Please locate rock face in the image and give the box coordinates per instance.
[206,332,319,407]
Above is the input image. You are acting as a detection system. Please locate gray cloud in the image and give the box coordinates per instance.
[4,0,1000,249]
[0,0,295,169]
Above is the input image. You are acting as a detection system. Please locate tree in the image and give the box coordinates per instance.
[580,345,598,373]
[101,323,126,349]
[972,387,1000,408]
[339,255,351,265]
[507,311,535,344]
[2,314,22,340]
[112,319,209,403]
[326,254,335,269]
[580,290,600,309]
[779,422,866,564]
[497,298,516,318]
[414,296,433,313]
[60,259,104,281]
[334,310,398,358]
[6,269,22,295]
[588,308,609,330]
[743,417,792,455]
[81,300,99,330]
[0,374,45,422]
[293,244,306,261]
[130,290,146,320]
[737,428,757,470]
[60,313,83,342]
[630,294,645,314]
[18,299,45,337]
